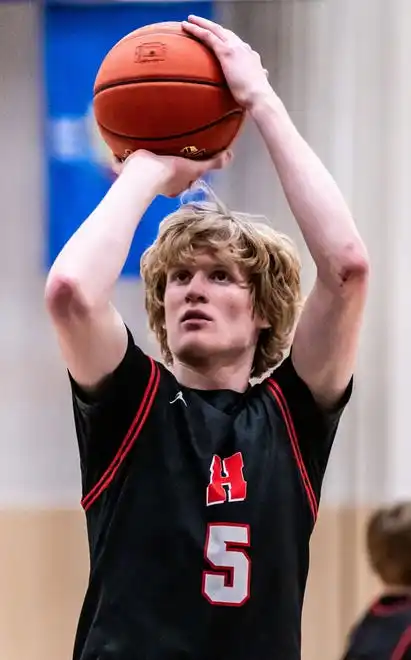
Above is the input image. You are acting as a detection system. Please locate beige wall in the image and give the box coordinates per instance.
[1,1,411,659]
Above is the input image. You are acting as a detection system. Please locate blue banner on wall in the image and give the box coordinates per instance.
[44,1,213,276]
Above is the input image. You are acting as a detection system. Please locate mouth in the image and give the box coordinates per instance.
[180,310,213,323]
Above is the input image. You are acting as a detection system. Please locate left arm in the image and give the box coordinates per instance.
[250,95,369,408]
[183,15,369,409]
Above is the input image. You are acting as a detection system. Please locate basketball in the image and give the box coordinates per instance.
[93,22,245,161]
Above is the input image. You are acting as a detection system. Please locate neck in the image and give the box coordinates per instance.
[172,355,252,392]
[381,585,411,597]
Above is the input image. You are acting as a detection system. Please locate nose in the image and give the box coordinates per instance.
[185,272,209,304]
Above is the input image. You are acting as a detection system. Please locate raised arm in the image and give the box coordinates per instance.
[250,95,369,408]
[45,148,231,392]
[183,15,369,408]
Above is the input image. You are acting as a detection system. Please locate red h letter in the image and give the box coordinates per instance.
[206,452,247,506]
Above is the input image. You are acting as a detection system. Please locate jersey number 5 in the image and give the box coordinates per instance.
[202,523,251,606]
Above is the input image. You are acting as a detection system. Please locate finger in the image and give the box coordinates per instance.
[186,14,228,40]
[182,21,222,50]
[111,155,122,175]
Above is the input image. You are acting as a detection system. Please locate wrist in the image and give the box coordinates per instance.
[248,89,285,121]
[120,150,170,196]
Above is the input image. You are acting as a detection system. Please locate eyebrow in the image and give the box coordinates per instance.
[167,255,244,276]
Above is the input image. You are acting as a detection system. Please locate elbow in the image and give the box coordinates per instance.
[320,242,370,294]
[338,242,370,285]
[44,273,88,319]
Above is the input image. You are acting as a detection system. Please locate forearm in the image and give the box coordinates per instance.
[250,92,369,284]
[47,155,166,308]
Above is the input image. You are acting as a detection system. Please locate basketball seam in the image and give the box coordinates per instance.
[94,77,228,96]
[96,108,244,142]
[115,31,203,48]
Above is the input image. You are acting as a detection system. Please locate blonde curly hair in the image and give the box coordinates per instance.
[140,182,302,378]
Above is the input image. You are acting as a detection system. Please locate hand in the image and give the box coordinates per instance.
[112,148,233,198]
[182,15,272,109]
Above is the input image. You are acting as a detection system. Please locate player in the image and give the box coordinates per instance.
[45,15,369,660]
[340,503,411,660]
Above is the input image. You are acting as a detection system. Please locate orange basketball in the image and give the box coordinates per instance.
[93,22,245,161]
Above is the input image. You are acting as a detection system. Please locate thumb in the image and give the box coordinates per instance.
[201,149,233,173]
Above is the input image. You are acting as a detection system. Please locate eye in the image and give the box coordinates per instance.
[171,269,191,283]
[211,269,231,282]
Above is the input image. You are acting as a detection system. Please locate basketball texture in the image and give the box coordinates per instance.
[93,22,245,161]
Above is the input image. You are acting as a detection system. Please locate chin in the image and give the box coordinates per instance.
[174,337,221,363]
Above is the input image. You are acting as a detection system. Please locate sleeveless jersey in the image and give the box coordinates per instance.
[341,594,411,660]
[70,327,352,660]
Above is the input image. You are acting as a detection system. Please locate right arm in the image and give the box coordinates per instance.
[45,153,167,391]
[45,149,231,392]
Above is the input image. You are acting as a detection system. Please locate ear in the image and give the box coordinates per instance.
[256,315,271,330]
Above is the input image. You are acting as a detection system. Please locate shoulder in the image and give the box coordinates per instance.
[266,351,353,429]
[70,324,181,434]
[70,326,160,412]
[70,328,178,510]
[69,325,145,403]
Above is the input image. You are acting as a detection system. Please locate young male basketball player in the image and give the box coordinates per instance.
[340,503,411,660]
[45,15,369,660]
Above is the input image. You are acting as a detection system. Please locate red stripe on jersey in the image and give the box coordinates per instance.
[392,625,411,660]
[267,378,318,522]
[81,358,160,511]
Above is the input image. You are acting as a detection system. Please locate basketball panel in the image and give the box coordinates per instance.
[94,82,241,140]
[97,111,245,160]
[94,32,226,92]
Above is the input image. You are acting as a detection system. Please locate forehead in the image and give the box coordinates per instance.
[169,249,239,271]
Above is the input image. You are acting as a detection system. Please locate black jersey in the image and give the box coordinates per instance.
[70,327,352,660]
[341,594,411,660]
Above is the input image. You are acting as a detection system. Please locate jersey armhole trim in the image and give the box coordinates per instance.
[392,625,411,660]
[81,357,160,511]
[266,377,318,522]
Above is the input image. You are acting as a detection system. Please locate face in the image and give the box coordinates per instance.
[164,251,268,367]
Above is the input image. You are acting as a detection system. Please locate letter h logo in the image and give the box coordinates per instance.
[206,452,247,506]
